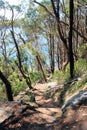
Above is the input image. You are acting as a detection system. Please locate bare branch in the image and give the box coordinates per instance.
[33,0,55,17]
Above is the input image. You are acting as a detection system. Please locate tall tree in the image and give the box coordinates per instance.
[33,0,75,78]
[10,6,33,89]
[69,0,74,78]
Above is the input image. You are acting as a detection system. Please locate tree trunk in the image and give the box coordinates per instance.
[11,31,32,89]
[0,71,13,101]
[76,0,79,49]
[56,40,60,70]
[49,34,55,74]
[68,0,74,78]
[36,54,47,82]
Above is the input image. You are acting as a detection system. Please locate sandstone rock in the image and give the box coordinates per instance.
[62,90,87,112]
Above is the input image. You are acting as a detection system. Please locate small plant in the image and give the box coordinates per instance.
[52,70,70,84]
[29,71,42,83]
[12,79,27,96]
[74,58,87,76]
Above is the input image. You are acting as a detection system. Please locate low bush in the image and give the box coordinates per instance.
[12,79,27,96]
[52,70,69,84]
[29,72,42,83]
[74,58,87,76]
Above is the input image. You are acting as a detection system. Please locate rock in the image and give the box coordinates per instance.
[62,90,87,112]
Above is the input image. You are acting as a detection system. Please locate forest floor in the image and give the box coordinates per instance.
[0,82,87,130]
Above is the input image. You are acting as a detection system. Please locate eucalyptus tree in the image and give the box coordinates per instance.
[19,31,47,82]
[9,5,33,89]
[0,0,13,101]
[33,0,87,78]
[32,0,73,77]
[19,3,48,80]
[37,2,56,73]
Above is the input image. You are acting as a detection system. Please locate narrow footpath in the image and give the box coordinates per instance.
[1,82,87,130]
[0,82,62,130]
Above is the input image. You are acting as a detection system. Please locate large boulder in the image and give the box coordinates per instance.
[62,90,87,112]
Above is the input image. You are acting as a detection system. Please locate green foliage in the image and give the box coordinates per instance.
[7,71,27,96]
[0,84,6,101]
[12,79,27,96]
[21,92,35,103]
[29,72,42,83]
[78,43,87,58]
[65,73,87,100]
[74,58,87,76]
[52,58,87,84]
[64,58,87,99]
[0,68,27,98]
[26,42,37,56]
[52,70,70,84]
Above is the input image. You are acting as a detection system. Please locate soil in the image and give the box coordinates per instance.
[0,82,87,130]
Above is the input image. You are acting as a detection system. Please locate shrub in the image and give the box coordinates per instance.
[52,70,70,84]
[12,79,27,96]
[29,72,42,83]
[74,58,87,76]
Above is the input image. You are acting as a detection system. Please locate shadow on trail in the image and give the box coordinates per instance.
[0,82,66,130]
[58,78,78,107]
[0,107,62,130]
[58,84,70,106]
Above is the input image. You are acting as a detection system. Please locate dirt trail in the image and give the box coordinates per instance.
[1,82,87,130]
[0,82,62,130]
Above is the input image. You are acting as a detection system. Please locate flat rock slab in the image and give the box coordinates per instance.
[62,90,87,112]
[0,101,27,123]
[0,109,12,123]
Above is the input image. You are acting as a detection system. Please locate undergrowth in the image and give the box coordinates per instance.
[66,59,87,95]
[53,58,87,102]
[0,71,41,99]
[29,72,41,83]
[0,58,87,101]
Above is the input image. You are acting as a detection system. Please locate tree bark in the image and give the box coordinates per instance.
[11,31,32,89]
[36,54,47,82]
[0,70,13,101]
[68,0,74,78]
[49,34,55,73]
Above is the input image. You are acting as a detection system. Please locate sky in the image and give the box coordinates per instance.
[4,0,21,5]
[1,0,42,19]
[4,0,42,5]
[0,0,23,19]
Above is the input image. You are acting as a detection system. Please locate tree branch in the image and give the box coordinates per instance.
[33,0,55,17]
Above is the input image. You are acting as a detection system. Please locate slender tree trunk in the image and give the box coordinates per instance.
[76,0,79,49]
[49,34,55,74]
[11,31,32,89]
[0,71,13,101]
[10,8,32,89]
[56,41,60,70]
[36,54,47,82]
[19,33,47,83]
[68,0,74,78]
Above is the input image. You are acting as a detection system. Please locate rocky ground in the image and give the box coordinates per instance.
[0,82,87,130]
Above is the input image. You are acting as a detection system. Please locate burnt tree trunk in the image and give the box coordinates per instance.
[68,0,74,78]
[0,71,13,101]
